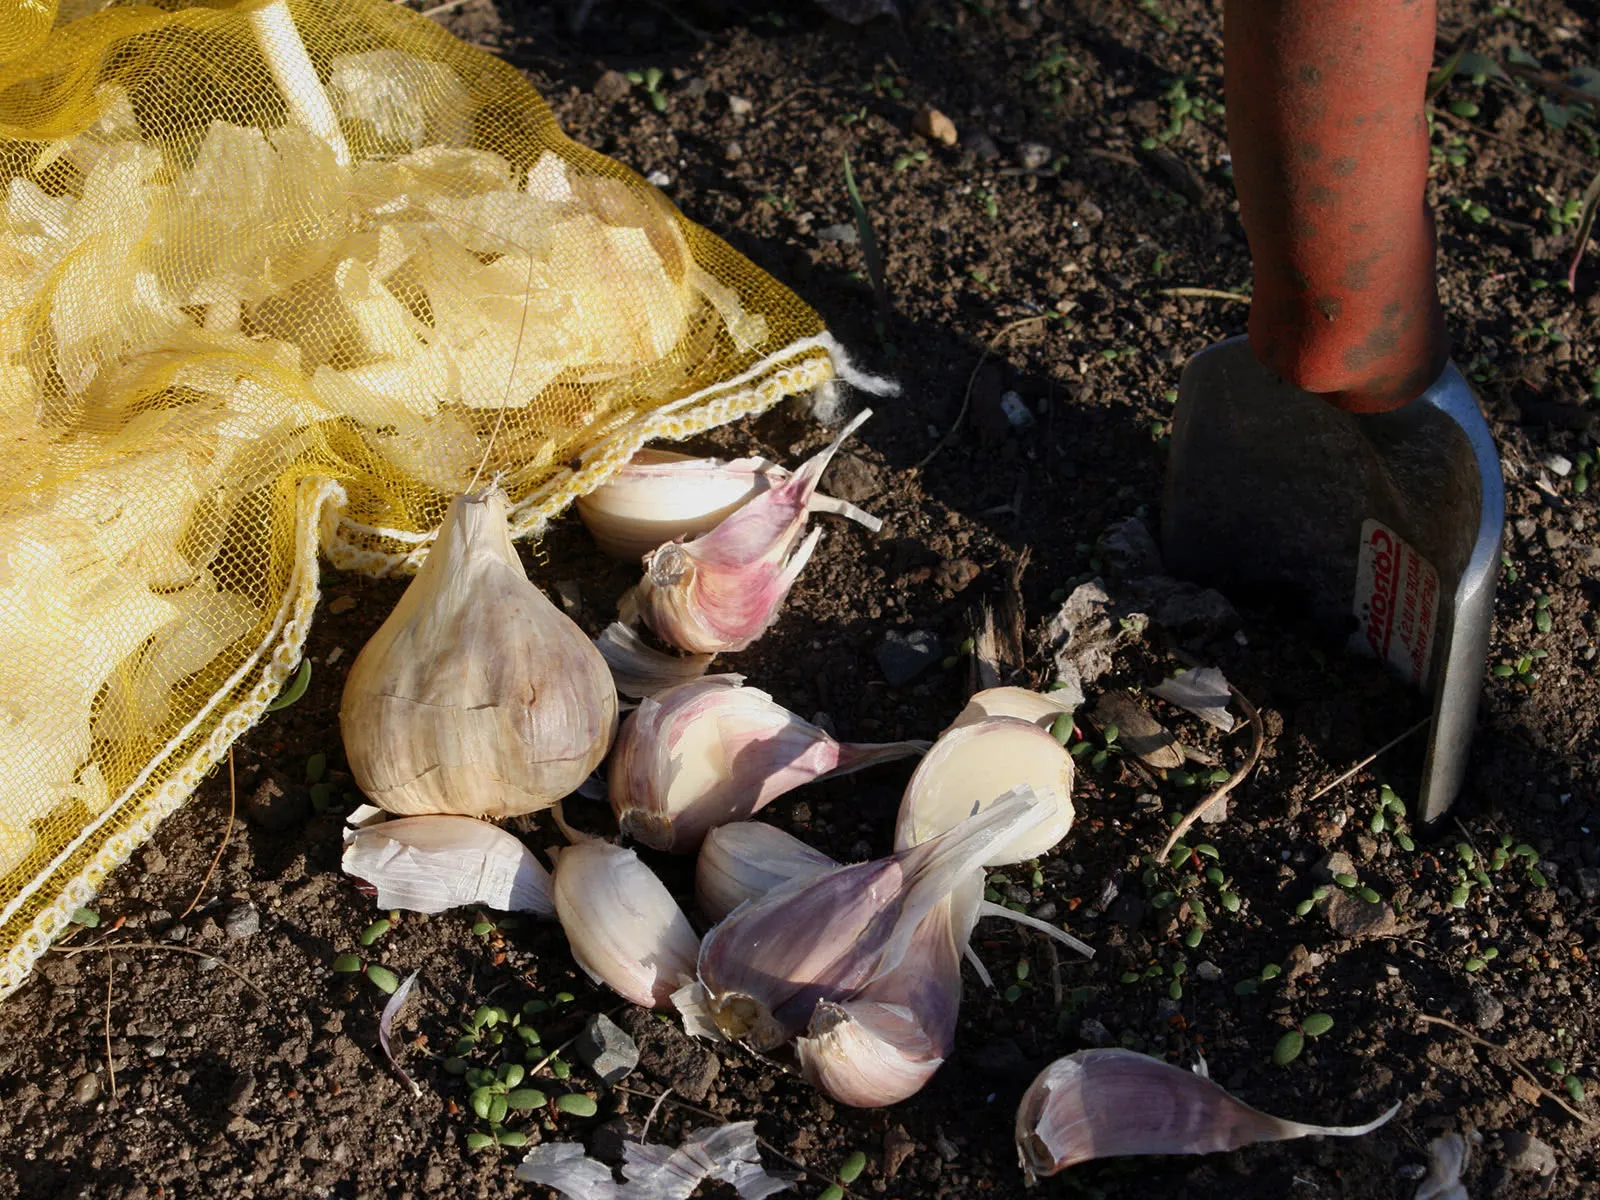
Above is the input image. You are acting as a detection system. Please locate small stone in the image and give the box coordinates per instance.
[961,129,1000,161]
[573,1013,640,1085]
[882,1124,915,1178]
[1095,517,1163,579]
[225,1069,256,1115]
[1108,891,1146,929]
[645,170,671,188]
[72,1073,100,1104]
[1544,453,1574,477]
[1029,901,1057,922]
[1015,141,1052,170]
[912,104,958,147]
[223,902,260,941]
[1078,199,1104,225]
[723,140,743,161]
[999,391,1034,429]
[554,580,582,616]
[1515,517,1538,539]
[1396,1163,1427,1181]
[145,1041,167,1059]
[593,70,631,103]
[1576,867,1600,902]
[1077,1018,1112,1047]
[1467,984,1505,1031]
[1196,961,1223,983]
[682,77,710,98]
[875,629,942,686]
[1313,850,1357,884]
[726,94,753,116]
[327,595,357,615]
[246,777,307,832]
[1546,527,1570,550]
[1500,1131,1557,1176]
[1325,890,1400,939]
[816,223,860,245]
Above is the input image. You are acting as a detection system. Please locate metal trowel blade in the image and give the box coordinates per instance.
[1161,337,1505,824]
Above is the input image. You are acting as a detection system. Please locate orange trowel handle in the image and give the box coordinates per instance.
[1225,0,1447,413]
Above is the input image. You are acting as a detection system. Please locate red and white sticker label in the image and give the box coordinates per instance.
[1350,519,1439,689]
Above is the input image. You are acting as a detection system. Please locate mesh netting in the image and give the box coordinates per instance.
[0,0,852,999]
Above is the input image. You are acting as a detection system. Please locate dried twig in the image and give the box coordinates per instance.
[917,314,1049,469]
[56,942,267,1000]
[1153,286,1250,303]
[1417,1014,1597,1126]
[612,1084,859,1198]
[1302,715,1432,807]
[104,958,117,1103]
[1158,685,1265,860]
[178,748,236,922]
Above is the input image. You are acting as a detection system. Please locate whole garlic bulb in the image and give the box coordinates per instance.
[340,490,618,817]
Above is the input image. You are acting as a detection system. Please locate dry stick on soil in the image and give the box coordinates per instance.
[612,1084,861,1199]
[1416,1014,1597,1126]
[178,748,236,922]
[1158,686,1265,861]
[56,942,268,1001]
[917,314,1050,469]
[1154,286,1250,303]
[104,958,117,1103]
[1301,715,1433,807]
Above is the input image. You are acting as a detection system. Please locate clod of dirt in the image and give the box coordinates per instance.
[912,104,957,147]
[962,128,1000,161]
[1325,890,1400,940]
[1577,867,1600,902]
[246,776,306,831]
[223,902,260,941]
[823,452,879,504]
[1045,579,1143,706]
[1096,517,1164,580]
[225,1069,256,1115]
[592,70,631,103]
[882,1124,915,1178]
[615,1009,719,1102]
[875,629,941,686]
[1500,1131,1558,1176]
[1313,851,1358,885]
[1015,141,1052,170]
[573,1013,639,1084]
[71,1073,99,1104]
[1466,983,1505,1032]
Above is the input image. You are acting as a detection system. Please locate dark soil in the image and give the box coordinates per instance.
[5,1,1600,1198]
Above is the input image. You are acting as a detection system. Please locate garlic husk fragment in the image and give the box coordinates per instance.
[896,716,1074,866]
[949,686,1076,733]
[794,875,977,1107]
[594,620,714,700]
[552,840,701,1008]
[341,813,555,915]
[576,447,881,562]
[697,786,1046,1050]
[340,490,619,817]
[622,410,875,653]
[696,821,839,922]
[611,675,927,853]
[1015,1049,1400,1183]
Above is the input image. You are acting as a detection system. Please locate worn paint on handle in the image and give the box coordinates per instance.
[1225,0,1447,413]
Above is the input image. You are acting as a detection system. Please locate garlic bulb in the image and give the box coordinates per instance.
[551,840,701,1009]
[611,675,927,853]
[1016,1049,1399,1182]
[695,820,839,921]
[895,716,1074,867]
[696,786,1046,1050]
[340,490,618,817]
[577,447,881,562]
[948,686,1075,733]
[621,410,874,654]
[341,813,554,915]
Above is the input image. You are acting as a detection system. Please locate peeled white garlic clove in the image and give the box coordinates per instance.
[611,675,927,853]
[576,447,881,562]
[697,787,1046,1050]
[895,715,1074,867]
[551,839,701,1008]
[948,686,1076,733]
[340,490,618,817]
[341,813,555,916]
[594,620,714,700]
[622,410,874,653]
[695,820,839,922]
[1015,1048,1400,1182]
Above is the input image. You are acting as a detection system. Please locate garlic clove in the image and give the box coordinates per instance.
[576,447,881,562]
[1015,1048,1399,1182]
[611,675,926,853]
[551,840,701,1009]
[695,820,839,922]
[623,409,875,653]
[895,715,1074,867]
[948,686,1076,733]
[341,813,555,916]
[340,490,618,817]
[697,786,1046,1050]
[595,620,714,700]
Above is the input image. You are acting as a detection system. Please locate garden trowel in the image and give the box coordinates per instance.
[1162,0,1505,825]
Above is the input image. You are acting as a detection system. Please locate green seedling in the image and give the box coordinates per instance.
[1234,962,1281,996]
[838,1149,867,1183]
[893,148,929,172]
[1273,1012,1334,1065]
[69,907,100,927]
[625,67,667,112]
[266,660,311,711]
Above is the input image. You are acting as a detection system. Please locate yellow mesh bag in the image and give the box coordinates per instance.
[0,0,882,999]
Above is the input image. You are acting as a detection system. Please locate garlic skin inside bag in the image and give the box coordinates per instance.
[340,490,618,818]
[610,675,926,853]
[695,787,1046,1051]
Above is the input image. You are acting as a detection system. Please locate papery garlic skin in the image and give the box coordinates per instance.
[1015,1049,1400,1183]
[594,620,713,700]
[341,813,555,916]
[577,448,880,562]
[696,820,839,922]
[340,490,618,817]
[948,686,1075,733]
[624,410,874,654]
[552,840,700,1009]
[611,675,926,853]
[697,787,1045,1050]
[896,716,1074,867]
